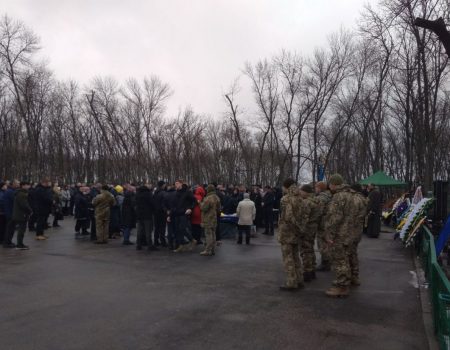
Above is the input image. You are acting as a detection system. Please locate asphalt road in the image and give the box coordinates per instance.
[0,219,428,350]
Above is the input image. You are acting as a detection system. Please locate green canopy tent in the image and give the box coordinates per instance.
[359,171,407,187]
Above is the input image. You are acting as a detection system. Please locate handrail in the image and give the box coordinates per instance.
[417,225,450,349]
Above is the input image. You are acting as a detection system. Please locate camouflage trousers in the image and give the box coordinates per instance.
[300,230,317,273]
[330,242,351,287]
[95,217,109,243]
[317,229,330,265]
[281,243,304,288]
[349,233,362,280]
[204,226,216,254]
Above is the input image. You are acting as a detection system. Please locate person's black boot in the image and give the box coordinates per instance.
[246,237,250,245]
[303,271,316,282]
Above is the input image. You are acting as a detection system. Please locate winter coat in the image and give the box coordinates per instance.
[74,192,90,220]
[250,191,262,209]
[108,190,122,232]
[236,198,256,226]
[12,188,32,222]
[52,191,62,216]
[135,186,154,221]
[368,189,382,215]
[262,191,275,211]
[121,191,137,228]
[4,188,16,219]
[324,184,355,245]
[277,185,307,245]
[350,191,369,239]
[153,188,167,214]
[222,194,239,214]
[163,189,177,214]
[0,189,6,215]
[274,189,282,210]
[33,184,53,216]
[302,193,320,233]
[93,190,116,220]
[200,191,221,228]
[61,189,71,203]
[28,187,37,211]
[172,188,196,217]
[316,190,332,234]
[191,186,206,225]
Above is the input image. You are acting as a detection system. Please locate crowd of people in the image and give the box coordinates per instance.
[0,180,282,251]
[0,175,382,298]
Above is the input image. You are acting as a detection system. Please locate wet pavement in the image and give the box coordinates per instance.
[0,219,428,350]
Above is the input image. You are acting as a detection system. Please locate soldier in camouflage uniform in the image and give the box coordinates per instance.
[277,178,307,291]
[324,174,354,298]
[315,181,332,271]
[299,184,320,282]
[92,185,116,244]
[349,184,369,286]
[200,184,221,256]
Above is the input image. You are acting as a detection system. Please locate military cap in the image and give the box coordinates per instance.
[328,174,344,186]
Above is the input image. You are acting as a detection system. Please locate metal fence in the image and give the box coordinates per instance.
[417,225,450,349]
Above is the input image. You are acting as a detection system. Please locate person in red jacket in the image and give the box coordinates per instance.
[191,185,206,245]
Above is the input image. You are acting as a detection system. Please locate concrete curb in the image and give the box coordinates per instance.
[413,251,440,350]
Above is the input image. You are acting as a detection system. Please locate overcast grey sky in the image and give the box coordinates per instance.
[1,0,375,117]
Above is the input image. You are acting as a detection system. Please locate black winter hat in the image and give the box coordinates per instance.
[157,180,166,187]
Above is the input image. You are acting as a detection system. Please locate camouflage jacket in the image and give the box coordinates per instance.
[200,192,221,228]
[303,193,320,233]
[93,190,116,220]
[324,184,354,244]
[316,190,332,233]
[350,191,369,236]
[277,185,306,244]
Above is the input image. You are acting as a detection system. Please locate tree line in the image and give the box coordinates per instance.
[0,0,449,191]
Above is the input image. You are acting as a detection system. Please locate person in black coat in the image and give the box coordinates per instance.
[170,181,196,252]
[135,184,157,251]
[262,186,275,235]
[367,184,382,238]
[3,180,19,244]
[153,181,167,247]
[223,189,239,214]
[250,186,263,228]
[109,187,122,239]
[74,187,90,237]
[121,186,136,245]
[163,185,178,249]
[34,179,53,240]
